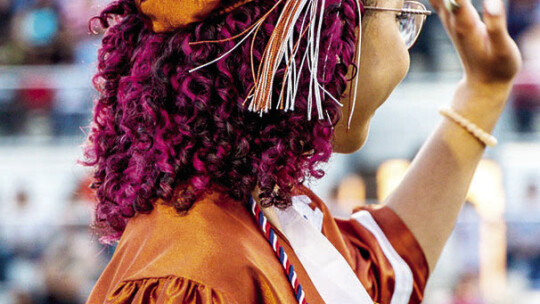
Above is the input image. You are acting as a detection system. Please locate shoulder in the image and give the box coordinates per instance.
[335,205,430,304]
[124,197,267,279]
[87,275,237,304]
[294,184,429,303]
[89,193,288,303]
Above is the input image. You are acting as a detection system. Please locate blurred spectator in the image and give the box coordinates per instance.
[10,0,72,65]
[512,80,540,133]
[41,227,107,304]
[0,236,9,283]
[507,226,540,290]
[0,0,13,44]
[11,289,35,304]
[51,87,91,137]
[0,174,108,303]
[0,0,106,65]
[62,174,95,226]
[524,181,540,215]
[38,175,105,303]
[0,187,48,257]
[19,1,60,47]
[0,187,47,303]
[511,1,540,133]
[508,0,540,40]
[19,76,55,112]
[0,0,104,139]
[0,89,27,136]
[17,75,55,136]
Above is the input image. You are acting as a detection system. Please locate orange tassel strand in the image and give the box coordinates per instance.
[138,0,366,125]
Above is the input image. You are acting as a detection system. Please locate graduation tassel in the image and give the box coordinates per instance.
[246,0,310,114]
[347,0,364,129]
[188,0,365,125]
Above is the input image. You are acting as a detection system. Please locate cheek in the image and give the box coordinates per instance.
[397,44,410,82]
[380,26,410,94]
[371,42,410,104]
[363,18,411,91]
[387,22,410,83]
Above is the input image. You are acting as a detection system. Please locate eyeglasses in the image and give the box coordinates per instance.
[364,1,432,49]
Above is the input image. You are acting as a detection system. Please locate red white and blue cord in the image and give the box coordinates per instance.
[249,196,308,304]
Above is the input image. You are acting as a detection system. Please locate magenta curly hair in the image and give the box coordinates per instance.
[82,0,360,244]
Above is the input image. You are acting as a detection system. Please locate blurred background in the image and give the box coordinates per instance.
[0,0,539,303]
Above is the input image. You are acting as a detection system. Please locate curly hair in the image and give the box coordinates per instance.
[82,0,360,244]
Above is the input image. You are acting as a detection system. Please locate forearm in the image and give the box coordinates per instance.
[384,80,511,273]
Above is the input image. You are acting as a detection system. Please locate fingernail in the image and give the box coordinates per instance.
[444,0,461,13]
[484,0,503,16]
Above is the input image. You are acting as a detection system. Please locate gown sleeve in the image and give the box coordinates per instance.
[102,275,237,304]
[334,205,430,304]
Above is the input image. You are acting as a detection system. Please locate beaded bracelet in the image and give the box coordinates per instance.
[438,107,498,147]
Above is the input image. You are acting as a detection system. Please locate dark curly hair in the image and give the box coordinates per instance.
[82,0,361,244]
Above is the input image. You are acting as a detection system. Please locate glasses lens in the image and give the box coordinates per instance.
[399,1,427,49]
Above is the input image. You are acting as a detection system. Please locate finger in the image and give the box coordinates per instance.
[432,0,483,46]
[444,0,461,13]
[448,0,482,35]
[429,0,452,25]
[482,0,510,48]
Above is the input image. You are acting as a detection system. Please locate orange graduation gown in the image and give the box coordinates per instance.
[87,185,429,303]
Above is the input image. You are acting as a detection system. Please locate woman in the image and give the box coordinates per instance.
[84,0,521,302]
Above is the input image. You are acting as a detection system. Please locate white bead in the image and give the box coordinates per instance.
[438,107,498,147]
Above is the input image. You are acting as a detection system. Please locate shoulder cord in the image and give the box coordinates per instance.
[248,196,308,304]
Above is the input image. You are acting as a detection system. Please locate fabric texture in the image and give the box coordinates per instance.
[135,0,254,32]
[86,185,429,304]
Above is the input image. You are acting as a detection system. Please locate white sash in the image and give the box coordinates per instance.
[273,199,374,304]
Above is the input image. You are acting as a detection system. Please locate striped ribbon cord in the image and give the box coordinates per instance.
[249,196,307,304]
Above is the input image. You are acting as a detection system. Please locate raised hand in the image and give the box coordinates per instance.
[386,0,523,274]
[430,0,521,86]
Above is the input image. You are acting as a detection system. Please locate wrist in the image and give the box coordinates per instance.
[449,79,511,133]
[461,78,514,100]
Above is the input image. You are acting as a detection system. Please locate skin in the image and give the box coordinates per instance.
[334,0,522,274]
[334,0,410,153]
[258,0,410,235]
[259,0,521,275]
